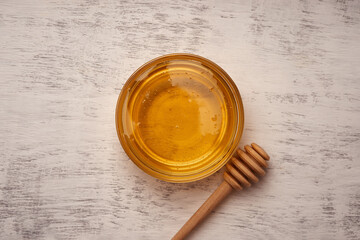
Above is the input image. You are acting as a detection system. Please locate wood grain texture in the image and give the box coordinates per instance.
[0,0,359,239]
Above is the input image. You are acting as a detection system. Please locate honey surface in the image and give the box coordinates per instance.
[121,58,240,176]
[136,75,223,163]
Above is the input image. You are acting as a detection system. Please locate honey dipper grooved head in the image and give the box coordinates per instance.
[223,143,269,190]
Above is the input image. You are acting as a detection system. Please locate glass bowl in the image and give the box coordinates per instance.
[116,53,244,183]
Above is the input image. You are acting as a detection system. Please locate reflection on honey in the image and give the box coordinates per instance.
[116,55,243,182]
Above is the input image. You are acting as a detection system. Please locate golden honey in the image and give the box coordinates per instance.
[116,54,244,182]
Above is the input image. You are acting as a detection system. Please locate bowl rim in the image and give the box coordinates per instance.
[115,53,244,183]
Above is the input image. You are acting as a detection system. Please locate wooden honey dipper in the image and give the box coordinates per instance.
[172,143,270,240]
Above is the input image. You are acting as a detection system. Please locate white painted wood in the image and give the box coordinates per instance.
[1,0,359,239]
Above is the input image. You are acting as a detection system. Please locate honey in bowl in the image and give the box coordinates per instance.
[116,54,244,183]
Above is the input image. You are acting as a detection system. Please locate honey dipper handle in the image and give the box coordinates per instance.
[172,181,233,240]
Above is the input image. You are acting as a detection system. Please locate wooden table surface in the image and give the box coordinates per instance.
[1,0,359,239]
